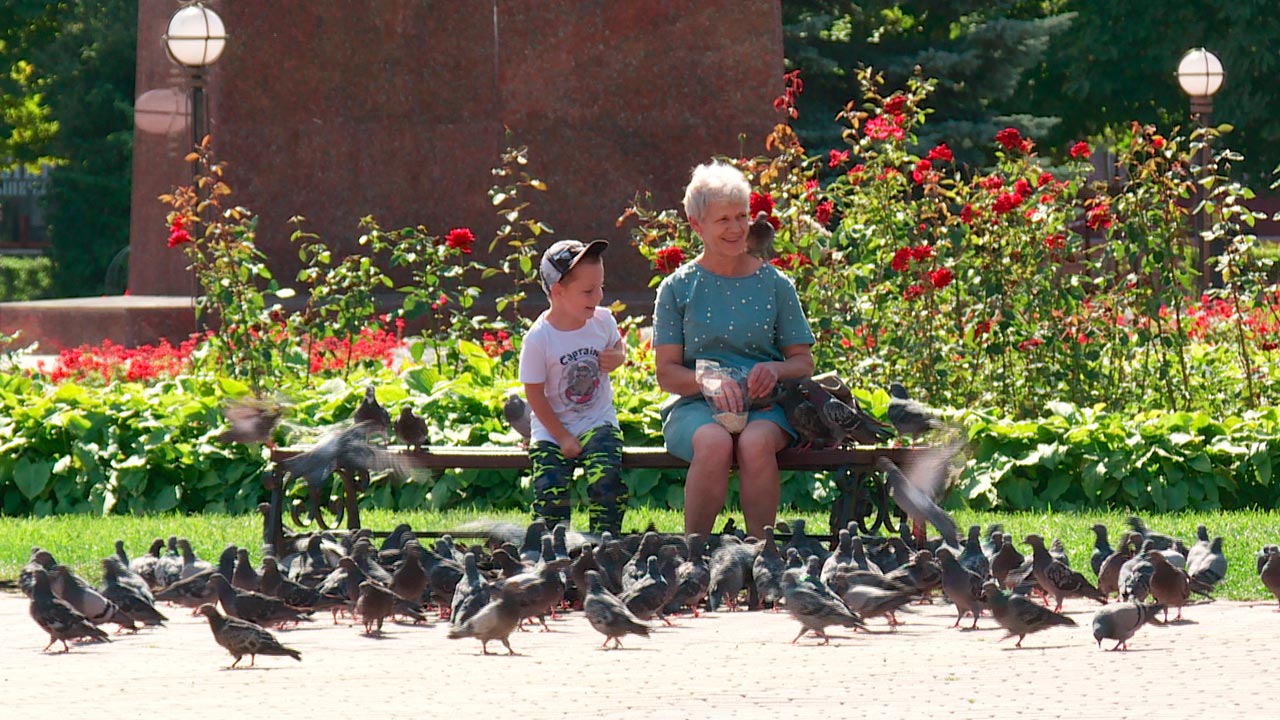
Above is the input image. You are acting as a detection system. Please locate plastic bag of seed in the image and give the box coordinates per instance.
[695,359,749,434]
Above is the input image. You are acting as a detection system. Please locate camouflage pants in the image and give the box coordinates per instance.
[529,424,626,534]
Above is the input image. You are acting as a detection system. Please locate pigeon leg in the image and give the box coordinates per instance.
[660,613,674,627]
[230,655,243,668]
[537,615,551,632]
[612,637,624,649]
[1014,635,1025,648]
[501,638,515,655]
[481,640,491,655]
[42,637,57,652]
[818,630,831,646]
[1175,607,1183,621]
[249,654,257,668]
[951,615,961,629]
[970,613,980,630]
[601,637,612,649]
[790,627,808,644]
[1113,640,1125,651]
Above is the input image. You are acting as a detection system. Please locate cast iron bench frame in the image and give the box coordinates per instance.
[263,445,914,551]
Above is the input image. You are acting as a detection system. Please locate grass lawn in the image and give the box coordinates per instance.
[2,506,1275,600]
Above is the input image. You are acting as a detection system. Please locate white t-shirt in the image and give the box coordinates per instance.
[518,307,621,444]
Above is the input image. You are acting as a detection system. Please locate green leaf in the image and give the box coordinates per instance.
[13,456,52,499]
[150,484,179,512]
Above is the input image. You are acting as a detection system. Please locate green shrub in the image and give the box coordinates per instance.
[0,255,55,301]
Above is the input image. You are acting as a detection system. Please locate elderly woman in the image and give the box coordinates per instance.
[653,161,815,538]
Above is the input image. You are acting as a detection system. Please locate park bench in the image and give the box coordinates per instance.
[264,445,918,552]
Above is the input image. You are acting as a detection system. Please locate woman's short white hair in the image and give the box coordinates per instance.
[682,161,750,222]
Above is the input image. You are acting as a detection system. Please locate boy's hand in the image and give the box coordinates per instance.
[558,434,583,459]
[599,341,625,373]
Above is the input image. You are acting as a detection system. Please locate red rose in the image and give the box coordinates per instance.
[1013,179,1031,199]
[1044,233,1065,250]
[993,191,1022,214]
[911,159,933,185]
[654,245,685,274]
[883,95,907,116]
[891,247,912,273]
[167,216,192,248]
[864,115,906,141]
[903,284,926,301]
[979,175,1004,191]
[1037,172,1054,187]
[814,200,833,226]
[828,149,850,168]
[1070,141,1091,159]
[1018,337,1044,352]
[910,244,934,262]
[749,192,774,217]
[926,143,953,162]
[959,204,978,226]
[995,127,1023,151]
[444,227,475,254]
[928,267,953,289]
[1086,203,1113,231]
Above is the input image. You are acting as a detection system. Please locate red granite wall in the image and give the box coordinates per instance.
[129,0,783,309]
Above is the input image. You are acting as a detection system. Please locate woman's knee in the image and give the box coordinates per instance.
[690,424,734,468]
[737,421,787,463]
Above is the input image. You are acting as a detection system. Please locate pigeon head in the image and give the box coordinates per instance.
[399,406,414,420]
[1145,551,1168,565]
[196,603,222,621]
[1210,537,1224,553]
[364,384,377,401]
[888,382,909,399]
[1091,524,1108,536]
[1022,534,1046,548]
[934,547,956,562]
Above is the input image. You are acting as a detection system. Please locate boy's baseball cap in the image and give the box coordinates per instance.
[539,239,608,295]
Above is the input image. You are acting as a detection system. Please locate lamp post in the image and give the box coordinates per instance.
[1175,48,1224,289]
[163,3,227,159]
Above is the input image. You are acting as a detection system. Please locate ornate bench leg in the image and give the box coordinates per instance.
[261,469,285,555]
[828,466,855,540]
[342,468,366,531]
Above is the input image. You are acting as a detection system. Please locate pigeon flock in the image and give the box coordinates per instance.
[12,379,1270,665]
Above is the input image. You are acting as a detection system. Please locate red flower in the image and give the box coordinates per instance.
[995,127,1023,151]
[750,192,774,218]
[770,253,812,271]
[911,159,933,185]
[864,115,906,141]
[847,164,866,184]
[828,149,850,168]
[926,143,953,163]
[959,204,978,226]
[973,320,993,338]
[1152,136,1166,150]
[654,245,685,274]
[1044,233,1066,250]
[903,284,926,301]
[993,192,1023,214]
[978,175,1004,191]
[1013,179,1031,199]
[891,247,912,273]
[1069,141,1091,159]
[814,200,833,226]
[928,267,953,289]
[910,244,934,262]
[1018,337,1044,352]
[444,227,475,254]
[839,337,852,349]
[883,95,907,116]
[167,216,192,248]
[1037,172,1054,187]
[1086,203,1113,231]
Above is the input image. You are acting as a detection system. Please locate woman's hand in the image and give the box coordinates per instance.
[710,374,745,413]
[746,361,779,399]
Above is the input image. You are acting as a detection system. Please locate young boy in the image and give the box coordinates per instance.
[518,239,628,534]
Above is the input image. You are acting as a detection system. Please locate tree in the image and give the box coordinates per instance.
[0,1,62,169]
[783,1,1072,165]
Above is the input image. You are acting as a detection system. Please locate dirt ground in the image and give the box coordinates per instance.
[3,590,1276,720]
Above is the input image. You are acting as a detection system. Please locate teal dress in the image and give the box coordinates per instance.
[653,261,815,461]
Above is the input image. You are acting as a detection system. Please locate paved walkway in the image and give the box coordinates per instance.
[2,591,1275,719]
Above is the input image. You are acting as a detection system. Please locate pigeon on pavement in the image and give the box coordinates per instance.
[1025,533,1106,611]
[100,557,168,626]
[1090,524,1114,578]
[28,568,110,652]
[1092,601,1163,651]
[1147,551,1191,621]
[781,560,865,644]
[447,582,523,655]
[983,579,1076,648]
[584,570,650,648]
[197,603,300,668]
[936,547,986,629]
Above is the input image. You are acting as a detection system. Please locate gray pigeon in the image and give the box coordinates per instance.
[1186,524,1211,569]
[622,556,673,626]
[886,382,943,440]
[1097,533,1140,598]
[49,565,137,632]
[1025,533,1106,611]
[1146,551,1191,622]
[957,525,989,579]
[451,553,493,627]
[1261,548,1280,608]
[282,422,407,521]
[1089,524,1114,577]
[706,539,755,611]
[353,384,391,437]
[197,603,300,668]
[1187,536,1227,595]
[983,579,1075,648]
[1092,601,1163,651]
[1256,544,1279,576]
[752,527,786,611]
[503,392,532,444]
[355,580,397,635]
[28,568,111,652]
[877,441,963,549]
[129,538,166,589]
[839,584,916,628]
[1119,541,1156,602]
[936,547,986,629]
[747,211,775,259]
[783,519,829,565]
[781,560,865,644]
[394,405,430,451]
[99,557,167,627]
[583,570,650,648]
[666,534,711,616]
[775,379,835,449]
[447,582,523,655]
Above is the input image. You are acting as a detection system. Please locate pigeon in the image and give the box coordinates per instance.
[1024,534,1106,611]
[1119,541,1156,602]
[622,533,663,593]
[447,582,523,655]
[282,422,407,520]
[1092,601,1164,651]
[747,210,776,259]
[1261,548,1280,609]
[884,550,942,597]
[706,539,755,611]
[1146,551,1191,621]
[394,405,429,451]
[99,557,168,626]
[451,553,493,627]
[784,519,829,564]
[583,570,650,648]
[153,536,184,588]
[20,548,56,597]
[839,584,916,628]
[821,530,856,586]
[177,538,214,580]
[1097,533,1140,598]
[752,527,786,611]
[622,557,673,626]
[129,538,166,589]
[110,540,155,602]
[775,378,835,449]
[666,534,712,615]
[1126,516,1183,554]
[1090,524,1114,577]
[936,547,986,629]
[1050,538,1072,568]
[353,384,391,437]
[503,392,532,445]
[877,442,962,550]
[983,579,1076,648]
[232,549,262,592]
[390,540,429,605]
[49,565,138,632]
[216,396,284,446]
[259,558,346,615]
[886,382,943,440]
[1186,524,1211,569]
[957,525,990,579]
[209,574,312,627]
[28,568,111,652]
[849,537,882,574]
[781,560,865,644]
[803,378,895,446]
[356,580,398,635]
[1187,536,1228,595]
[197,604,301,668]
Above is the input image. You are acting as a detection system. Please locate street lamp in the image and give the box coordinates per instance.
[1175,48,1224,288]
[163,3,227,155]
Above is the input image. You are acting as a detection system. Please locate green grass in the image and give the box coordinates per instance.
[2,507,1275,600]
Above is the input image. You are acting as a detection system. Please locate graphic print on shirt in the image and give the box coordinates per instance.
[560,347,601,409]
